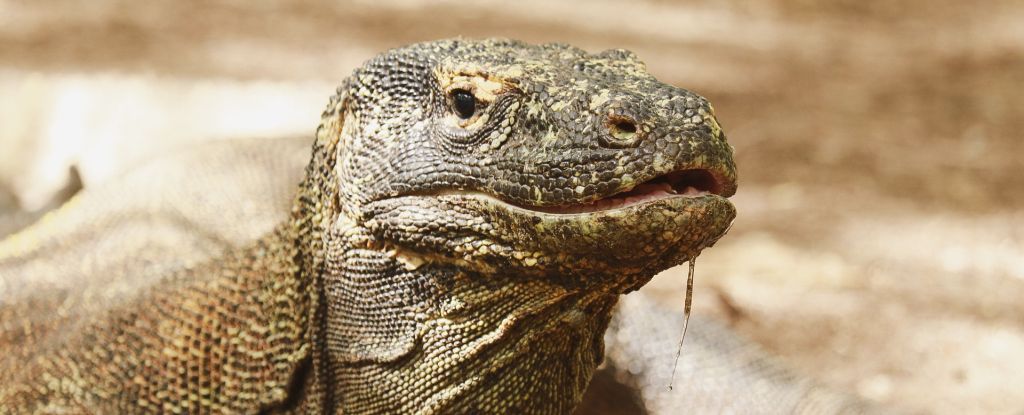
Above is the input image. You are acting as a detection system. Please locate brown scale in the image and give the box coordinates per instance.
[0,39,742,414]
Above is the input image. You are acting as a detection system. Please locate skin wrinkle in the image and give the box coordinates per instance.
[0,38,736,414]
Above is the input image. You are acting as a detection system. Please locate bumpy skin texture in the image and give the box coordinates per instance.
[0,39,739,414]
[0,139,311,413]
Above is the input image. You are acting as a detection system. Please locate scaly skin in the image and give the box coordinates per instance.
[0,38,736,414]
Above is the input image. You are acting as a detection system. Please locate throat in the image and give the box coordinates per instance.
[322,251,618,414]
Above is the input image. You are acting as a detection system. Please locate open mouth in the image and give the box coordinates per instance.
[530,169,725,214]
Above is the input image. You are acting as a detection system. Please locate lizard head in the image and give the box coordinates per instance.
[293,38,739,412]
[307,38,736,293]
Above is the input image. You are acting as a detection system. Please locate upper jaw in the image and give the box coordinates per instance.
[506,166,735,216]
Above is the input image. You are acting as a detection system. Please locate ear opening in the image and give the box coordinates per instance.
[295,86,349,225]
[290,86,353,290]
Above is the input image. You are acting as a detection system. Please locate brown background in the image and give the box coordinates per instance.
[2,1,1022,413]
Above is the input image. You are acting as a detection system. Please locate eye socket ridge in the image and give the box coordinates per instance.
[441,82,520,133]
[432,88,522,153]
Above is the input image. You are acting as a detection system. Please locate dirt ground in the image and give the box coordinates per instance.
[2,0,1022,413]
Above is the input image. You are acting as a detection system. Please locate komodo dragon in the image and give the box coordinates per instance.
[0,39,877,414]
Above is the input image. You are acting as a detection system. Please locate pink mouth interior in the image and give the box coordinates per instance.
[534,169,722,214]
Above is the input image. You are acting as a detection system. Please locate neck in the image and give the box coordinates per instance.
[226,227,315,411]
[313,238,618,414]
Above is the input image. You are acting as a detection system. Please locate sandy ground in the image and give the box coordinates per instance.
[2,1,1023,413]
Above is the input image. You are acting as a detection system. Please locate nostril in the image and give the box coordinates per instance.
[607,117,638,142]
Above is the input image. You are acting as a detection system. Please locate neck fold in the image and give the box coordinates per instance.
[310,237,618,414]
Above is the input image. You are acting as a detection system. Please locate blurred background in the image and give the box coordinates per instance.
[1,0,1022,413]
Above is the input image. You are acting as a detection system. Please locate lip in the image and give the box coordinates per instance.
[507,168,730,215]
[362,173,737,272]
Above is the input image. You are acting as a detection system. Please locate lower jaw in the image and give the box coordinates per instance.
[517,189,710,215]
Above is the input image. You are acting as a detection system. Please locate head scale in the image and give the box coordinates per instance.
[297,38,736,290]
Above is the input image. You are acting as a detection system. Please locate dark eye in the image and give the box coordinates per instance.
[450,89,476,119]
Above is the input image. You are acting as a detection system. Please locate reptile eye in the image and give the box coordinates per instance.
[450,89,477,119]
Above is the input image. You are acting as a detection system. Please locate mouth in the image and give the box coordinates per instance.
[364,166,737,271]
[529,169,726,215]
